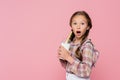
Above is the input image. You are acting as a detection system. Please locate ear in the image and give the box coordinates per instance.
[87,26,90,30]
[71,29,73,31]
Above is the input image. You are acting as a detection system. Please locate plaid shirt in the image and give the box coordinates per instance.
[60,39,94,78]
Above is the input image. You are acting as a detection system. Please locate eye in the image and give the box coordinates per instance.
[81,22,85,25]
[73,22,77,25]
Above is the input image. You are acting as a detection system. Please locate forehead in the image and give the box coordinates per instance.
[72,15,87,22]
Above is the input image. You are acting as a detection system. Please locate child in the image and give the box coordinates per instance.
[58,11,99,80]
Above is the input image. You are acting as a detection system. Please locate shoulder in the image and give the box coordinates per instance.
[81,39,94,50]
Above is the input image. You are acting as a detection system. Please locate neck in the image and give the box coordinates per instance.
[73,37,82,43]
[73,36,88,44]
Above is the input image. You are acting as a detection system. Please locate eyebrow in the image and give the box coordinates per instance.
[72,20,87,23]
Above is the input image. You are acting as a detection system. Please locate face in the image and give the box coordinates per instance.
[71,15,90,39]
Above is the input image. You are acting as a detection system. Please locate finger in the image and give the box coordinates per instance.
[59,46,62,48]
[59,57,64,60]
[58,48,61,52]
[57,49,60,53]
[58,52,61,55]
[57,55,61,58]
[58,56,64,60]
[60,46,66,51]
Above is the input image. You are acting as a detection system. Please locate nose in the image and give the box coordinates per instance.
[77,24,81,29]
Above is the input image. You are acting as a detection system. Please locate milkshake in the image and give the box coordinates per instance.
[60,31,72,60]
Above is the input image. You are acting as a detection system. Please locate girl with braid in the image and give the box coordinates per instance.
[58,11,99,80]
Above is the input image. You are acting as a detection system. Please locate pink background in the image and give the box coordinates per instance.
[0,0,120,80]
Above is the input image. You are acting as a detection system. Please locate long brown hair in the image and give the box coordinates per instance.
[69,11,92,61]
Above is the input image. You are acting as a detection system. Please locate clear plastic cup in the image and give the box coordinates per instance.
[59,42,70,60]
[61,42,70,51]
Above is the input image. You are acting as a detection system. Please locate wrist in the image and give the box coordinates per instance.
[66,56,74,64]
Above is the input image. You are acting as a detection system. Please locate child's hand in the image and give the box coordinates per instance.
[58,45,70,60]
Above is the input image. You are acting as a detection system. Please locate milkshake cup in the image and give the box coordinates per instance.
[59,31,72,60]
[61,42,70,51]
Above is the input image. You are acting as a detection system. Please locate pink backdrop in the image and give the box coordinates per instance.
[0,0,120,80]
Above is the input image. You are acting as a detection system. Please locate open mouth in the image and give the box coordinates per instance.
[76,31,81,33]
[76,31,81,36]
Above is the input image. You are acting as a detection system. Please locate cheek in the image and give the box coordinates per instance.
[71,27,76,32]
[81,26,88,31]
[71,26,75,30]
[81,28,88,34]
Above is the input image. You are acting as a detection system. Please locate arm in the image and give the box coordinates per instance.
[66,43,93,78]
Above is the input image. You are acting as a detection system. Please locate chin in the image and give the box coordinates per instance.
[75,36,81,39]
